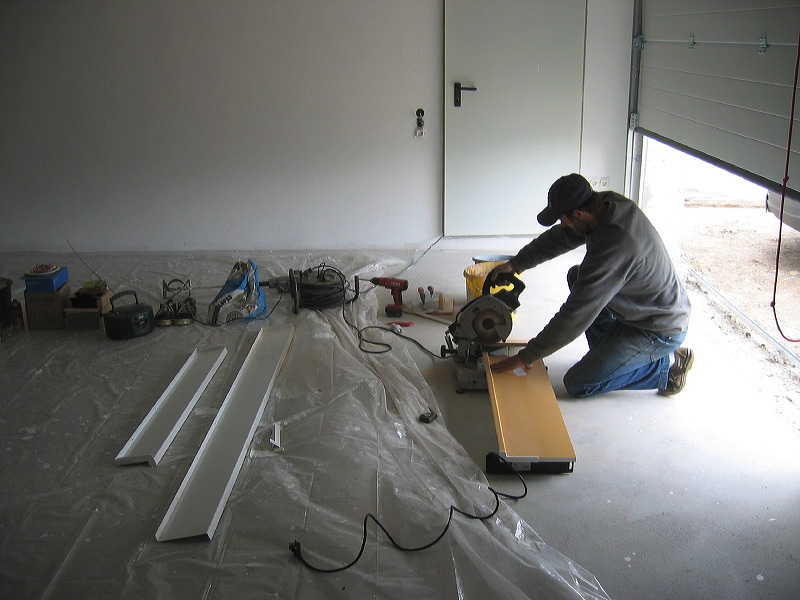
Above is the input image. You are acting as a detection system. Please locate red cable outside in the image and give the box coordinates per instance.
[771,30,800,343]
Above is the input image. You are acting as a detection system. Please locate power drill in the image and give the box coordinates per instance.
[368,277,408,317]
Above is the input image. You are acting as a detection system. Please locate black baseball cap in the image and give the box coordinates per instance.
[537,173,593,226]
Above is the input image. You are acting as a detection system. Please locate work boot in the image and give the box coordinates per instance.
[659,347,694,396]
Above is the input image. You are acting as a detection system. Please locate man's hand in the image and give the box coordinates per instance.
[490,354,530,374]
[489,261,515,282]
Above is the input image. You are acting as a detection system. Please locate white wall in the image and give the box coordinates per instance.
[0,0,633,253]
[581,0,634,192]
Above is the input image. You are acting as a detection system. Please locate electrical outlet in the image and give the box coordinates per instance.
[587,176,610,189]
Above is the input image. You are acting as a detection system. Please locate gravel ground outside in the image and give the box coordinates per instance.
[641,138,800,429]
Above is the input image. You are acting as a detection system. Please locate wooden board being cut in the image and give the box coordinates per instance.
[156,325,294,542]
[483,353,575,473]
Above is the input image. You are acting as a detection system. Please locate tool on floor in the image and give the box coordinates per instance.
[435,292,455,314]
[261,264,360,314]
[418,410,437,423]
[440,272,524,392]
[366,277,408,317]
[209,260,267,324]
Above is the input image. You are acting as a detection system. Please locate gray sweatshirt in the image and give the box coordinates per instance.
[512,192,691,366]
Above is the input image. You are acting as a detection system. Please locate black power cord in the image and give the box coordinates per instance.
[351,323,449,358]
[289,452,527,573]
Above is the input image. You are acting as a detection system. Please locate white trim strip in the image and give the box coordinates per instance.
[155,325,294,542]
[115,346,228,467]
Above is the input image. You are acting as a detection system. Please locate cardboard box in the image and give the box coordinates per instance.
[70,288,113,312]
[23,267,69,293]
[64,307,103,330]
[25,283,71,330]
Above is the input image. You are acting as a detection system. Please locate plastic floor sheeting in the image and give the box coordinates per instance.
[0,250,610,600]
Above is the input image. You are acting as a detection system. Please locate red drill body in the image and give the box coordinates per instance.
[369,277,408,316]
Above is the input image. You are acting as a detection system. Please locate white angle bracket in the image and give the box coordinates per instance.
[115,346,228,467]
[270,421,282,451]
[156,325,294,542]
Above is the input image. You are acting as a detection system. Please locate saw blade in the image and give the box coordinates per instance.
[471,308,509,344]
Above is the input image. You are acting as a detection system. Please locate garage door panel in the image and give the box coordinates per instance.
[637,1,800,195]
[642,42,796,86]
[644,0,800,20]
[641,67,792,117]
[640,85,798,149]
[644,6,800,44]
[640,110,799,187]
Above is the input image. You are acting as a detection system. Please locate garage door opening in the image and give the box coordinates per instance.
[639,136,800,362]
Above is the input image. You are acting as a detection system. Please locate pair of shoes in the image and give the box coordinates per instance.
[156,279,195,327]
[658,347,694,396]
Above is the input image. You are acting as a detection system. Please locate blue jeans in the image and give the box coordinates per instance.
[563,266,686,397]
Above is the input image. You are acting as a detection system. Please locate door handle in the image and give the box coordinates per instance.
[454,82,478,107]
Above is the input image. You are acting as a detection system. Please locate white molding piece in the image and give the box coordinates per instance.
[269,422,282,450]
[115,346,228,467]
[156,325,294,542]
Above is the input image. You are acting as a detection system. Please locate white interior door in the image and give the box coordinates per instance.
[444,0,586,236]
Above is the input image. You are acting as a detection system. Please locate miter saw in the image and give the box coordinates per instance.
[442,272,526,392]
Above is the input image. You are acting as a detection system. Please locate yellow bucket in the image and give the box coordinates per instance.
[464,261,514,302]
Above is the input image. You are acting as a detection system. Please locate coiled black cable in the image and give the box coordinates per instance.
[289,452,527,573]
[296,264,351,310]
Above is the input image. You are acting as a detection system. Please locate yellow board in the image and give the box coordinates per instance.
[483,353,576,465]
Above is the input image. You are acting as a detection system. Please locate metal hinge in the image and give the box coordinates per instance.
[633,34,646,50]
[759,35,769,55]
[629,112,640,130]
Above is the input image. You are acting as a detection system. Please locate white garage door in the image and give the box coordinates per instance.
[635,0,800,198]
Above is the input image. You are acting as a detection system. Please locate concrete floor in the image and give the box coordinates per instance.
[3,235,798,599]
[392,237,800,600]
